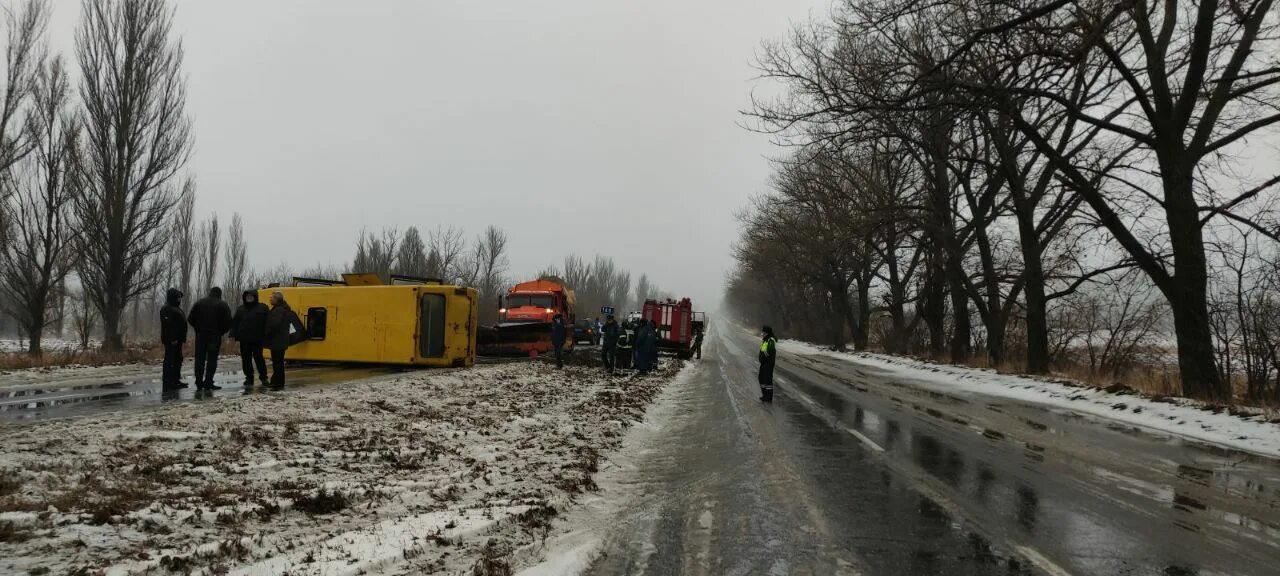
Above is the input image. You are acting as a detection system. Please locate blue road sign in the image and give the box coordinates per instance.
[601,306,615,315]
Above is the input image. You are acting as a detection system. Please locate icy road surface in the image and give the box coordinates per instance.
[525,320,1280,576]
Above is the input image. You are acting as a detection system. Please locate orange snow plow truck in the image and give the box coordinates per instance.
[477,278,576,357]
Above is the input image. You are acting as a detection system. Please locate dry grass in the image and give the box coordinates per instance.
[0,345,165,371]
[938,350,1280,412]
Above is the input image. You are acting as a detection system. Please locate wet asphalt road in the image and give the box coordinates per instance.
[585,324,1280,576]
[0,362,400,423]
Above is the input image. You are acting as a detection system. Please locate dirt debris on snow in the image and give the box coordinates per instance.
[0,360,685,575]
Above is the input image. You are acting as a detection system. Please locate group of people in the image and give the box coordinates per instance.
[159,287,305,392]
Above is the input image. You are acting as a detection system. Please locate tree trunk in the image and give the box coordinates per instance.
[27,332,41,356]
[102,306,124,352]
[1162,166,1225,400]
[1016,207,1050,373]
[923,268,946,357]
[947,263,972,363]
[828,284,848,351]
[852,274,871,351]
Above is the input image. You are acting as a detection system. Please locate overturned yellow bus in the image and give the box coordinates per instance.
[261,274,478,367]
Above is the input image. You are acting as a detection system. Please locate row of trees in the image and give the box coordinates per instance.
[729,0,1280,401]
[0,0,196,354]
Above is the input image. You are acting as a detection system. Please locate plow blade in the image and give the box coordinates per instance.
[477,322,573,357]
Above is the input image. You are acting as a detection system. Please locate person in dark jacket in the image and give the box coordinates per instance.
[265,292,305,388]
[230,290,270,388]
[600,315,620,374]
[550,314,567,369]
[159,288,188,390]
[692,327,704,360]
[758,325,777,402]
[633,321,656,374]
[187,287,232,390]
[647,320,659,367]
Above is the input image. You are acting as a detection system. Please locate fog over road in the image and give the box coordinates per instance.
[579,322,1280,576]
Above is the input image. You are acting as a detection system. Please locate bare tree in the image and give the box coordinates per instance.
[958,0,1280,399]
[352,227,399,282]
[474,225,508,324]
[196,213,219,291]
[171,178,194,306]
[222,212,246,298]
[427,225,466,283]
[394,226,429,278]
[635,274,652,305]
[72,0,191,351]
[68,283,95,348]
[0,55,78,354]
[0,0,47,175]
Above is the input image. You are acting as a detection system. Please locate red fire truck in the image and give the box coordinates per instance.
[641,298,701,359]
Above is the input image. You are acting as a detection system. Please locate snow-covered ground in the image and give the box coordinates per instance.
[0,338,97,354]
[783,339,1280,459]
[0,359,687,575]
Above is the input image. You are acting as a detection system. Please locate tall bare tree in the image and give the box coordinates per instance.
[171,178,194,306]
[474,225,509,323]
[72,0,191,351]
[0,55,78,355]
[0,0,47,176]
[222,212,246,298]
[196,213,218,291]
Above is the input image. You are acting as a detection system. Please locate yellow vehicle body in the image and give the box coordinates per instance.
[259,283,478,367]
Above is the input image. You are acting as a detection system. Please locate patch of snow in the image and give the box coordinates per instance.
[516,360,703,576]
[782,339,1280,459]
[0,359,688,575]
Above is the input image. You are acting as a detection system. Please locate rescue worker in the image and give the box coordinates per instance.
[187,287,232,390]
[692,327,704,359]
[646,320,660,368]
[265,292,305,388]
[550,314,567,369]
[759,325,777,402]
[601,314,620,373]
[230,290,270,388]
[159,288,188,390]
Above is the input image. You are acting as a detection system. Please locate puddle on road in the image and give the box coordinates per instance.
[774,361,1280,575]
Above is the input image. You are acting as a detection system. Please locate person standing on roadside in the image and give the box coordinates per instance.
[159,288,188,390]
[758,325,777,402]
[550,314,567,369]
[601,314,620,374]
[265,292,305,388]
[230,290,270,388]
[633,320,656,375]
[187,287,232,390]
[692,327,704,360]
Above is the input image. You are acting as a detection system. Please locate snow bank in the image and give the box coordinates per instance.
[0,359,686,575]
[783,339,1280,459]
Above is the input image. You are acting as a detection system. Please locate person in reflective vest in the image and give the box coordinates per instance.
[759,325,777,402]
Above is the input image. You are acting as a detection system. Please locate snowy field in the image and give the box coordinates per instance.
[0,360,687,575]
[783,339,1280,459]
[0,338,95,354]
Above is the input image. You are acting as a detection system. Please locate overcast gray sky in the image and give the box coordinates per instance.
[50,0,828,308]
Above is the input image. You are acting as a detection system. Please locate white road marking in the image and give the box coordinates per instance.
[1014,545,1075,576]
[842,426,885,453]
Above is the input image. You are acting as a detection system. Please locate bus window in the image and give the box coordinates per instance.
[420,294,446,358]
[306,308,327,340]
